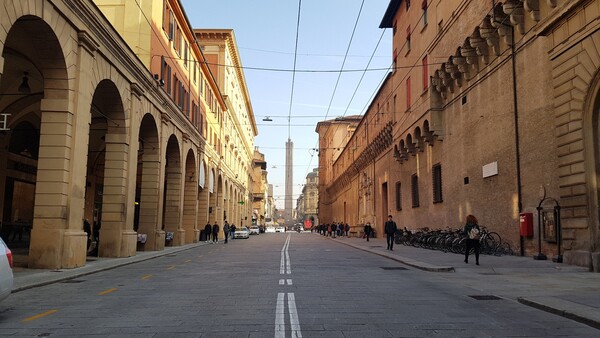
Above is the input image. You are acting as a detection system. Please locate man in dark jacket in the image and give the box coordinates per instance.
[384,215,398,251]
[364,222,372,242]
[223,221,230,244]
[212,222,219,243]
[204,222,212,243]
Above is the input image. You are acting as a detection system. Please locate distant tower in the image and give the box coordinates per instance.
[285,139,293,225]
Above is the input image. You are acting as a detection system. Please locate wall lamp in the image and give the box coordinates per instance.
[262,116,273,122]
[18,72,31,94]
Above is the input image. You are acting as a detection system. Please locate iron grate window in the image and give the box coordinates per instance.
[411,174,419,208]
[432,163,443,203]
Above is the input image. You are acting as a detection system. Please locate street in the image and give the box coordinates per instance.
[0,232,598,337]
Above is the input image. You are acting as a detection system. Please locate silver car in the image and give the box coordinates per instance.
[0,237,14,303]
[234,227,250,239]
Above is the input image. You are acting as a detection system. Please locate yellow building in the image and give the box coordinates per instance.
[318,0,600,269]
[0,0,255,269]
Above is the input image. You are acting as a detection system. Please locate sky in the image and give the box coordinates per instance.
[181,0,393,209]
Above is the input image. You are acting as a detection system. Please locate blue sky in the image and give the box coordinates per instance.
[181,0,392,209]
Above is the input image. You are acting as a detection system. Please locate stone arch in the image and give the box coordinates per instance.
[197,157,209,228]
[135,113,161,250]
[162,134,182,246]
[182,148,197,244]
[0,13,79,269]
[86,79,130,258]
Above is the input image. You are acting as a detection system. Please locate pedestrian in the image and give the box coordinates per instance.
[204,222,212,243]
[384,215,397,251]
[212,222,219,243]
[364,222,372,242]
[223,221,230,244]
[463,214,481,265]
[230,224,236,240]
[345,223,350,237]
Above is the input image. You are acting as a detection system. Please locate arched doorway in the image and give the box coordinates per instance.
[134,114,161,250]
[182,149,197,243]
[163,135,182,246]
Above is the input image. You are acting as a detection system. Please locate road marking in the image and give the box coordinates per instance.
[275,293,285,338]
[280,235,291,275]
[279,279,285,285]
[288,293,302,337]
[99,288,118,295]
[141,274,153,280]
[274,293,302,337]
[167,265,176,270]
[184,259,192,263]
[22,310,58,323]
[287,279,293,285]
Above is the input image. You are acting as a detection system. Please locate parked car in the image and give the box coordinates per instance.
[0,237,14,303]
[265,226,276,233]
[275,226,285,233]
[234,227,250,239]
[249,226,260,235]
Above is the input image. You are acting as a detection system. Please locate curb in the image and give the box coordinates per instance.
[329,237,455,272]
[12,242,205,292]
[517,297,600,330]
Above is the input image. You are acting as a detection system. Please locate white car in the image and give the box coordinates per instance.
[275,226,285,233]
[265,226,276,233]
[234,227,250,239]
[249,226,260,235]
[0,237,14,303]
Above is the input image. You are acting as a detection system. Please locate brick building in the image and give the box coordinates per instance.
[317,0,600,270]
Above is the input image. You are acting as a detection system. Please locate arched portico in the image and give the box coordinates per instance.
[182,149,198,243]
[0,13,90,269]
[135,113,162,250]
[163,135,183,246]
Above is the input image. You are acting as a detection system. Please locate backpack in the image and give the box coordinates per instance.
[468,226,481,240]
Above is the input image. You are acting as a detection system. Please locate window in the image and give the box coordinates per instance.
[422,55,428,91]
[406,25,411,52]
[393,48,398,73]
[168,10,175,41]
[432,164,443,203]
[395,182,402,211]
[411,174,419,208]
[184,43,188,68]
[406,77,411,110]
[162,1,168,32]
[193,61,197,83]
[422,0,428,26]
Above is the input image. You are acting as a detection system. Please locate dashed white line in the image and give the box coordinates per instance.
[275,293,285,338]
[288,293,302,337]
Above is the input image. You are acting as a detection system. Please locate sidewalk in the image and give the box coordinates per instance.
[326,234,600,330]
[9,234,600,330]
[11,242,205,292]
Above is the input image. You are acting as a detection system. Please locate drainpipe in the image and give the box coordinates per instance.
[510,26,524,256]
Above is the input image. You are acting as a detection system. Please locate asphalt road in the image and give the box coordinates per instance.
[0,232,597,337]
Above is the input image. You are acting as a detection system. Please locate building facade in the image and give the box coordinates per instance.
[0,0,256,269]
[251,148,268,226]
[318,0,600,270]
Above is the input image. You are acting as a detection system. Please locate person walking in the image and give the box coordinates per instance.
[230,224,236,240]
[223,221,230,244]
[212,222,219,243]
[204,222,212,243]
[384,215,397,251]
[364,222,372,242]
[463,214,481,265]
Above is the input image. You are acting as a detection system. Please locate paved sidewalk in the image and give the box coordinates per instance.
[9,234,600,330]
[326,234,600,330]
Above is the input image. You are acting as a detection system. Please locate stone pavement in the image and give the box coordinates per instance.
[327,234,600,330]
[9,233,600,330]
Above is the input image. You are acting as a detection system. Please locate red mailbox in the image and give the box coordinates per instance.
[520,212,533,237]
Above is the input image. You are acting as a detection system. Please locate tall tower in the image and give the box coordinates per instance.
[285,139,294,225]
